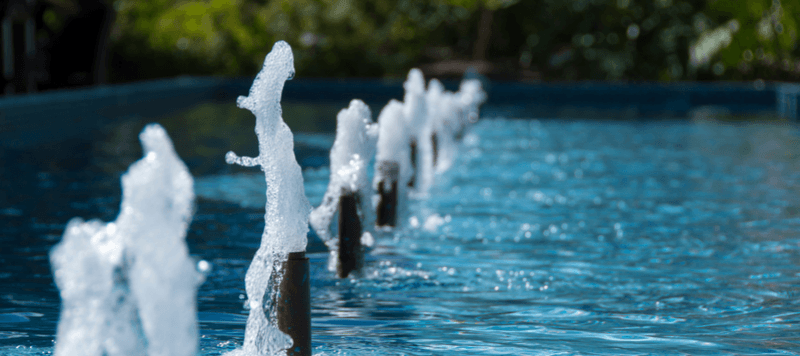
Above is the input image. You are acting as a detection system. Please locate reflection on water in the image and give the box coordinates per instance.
[3,112,800,355]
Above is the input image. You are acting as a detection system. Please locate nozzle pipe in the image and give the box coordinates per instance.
[376,161,399,227]
[431,132,439,168]
[337,190,362,278]
[277,251,311,356]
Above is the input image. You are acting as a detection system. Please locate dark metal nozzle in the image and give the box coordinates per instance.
[337,190,362,278]
[277,251,310,356]
[376,161,399,227]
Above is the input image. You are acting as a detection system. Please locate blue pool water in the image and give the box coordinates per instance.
[2,106,800,355]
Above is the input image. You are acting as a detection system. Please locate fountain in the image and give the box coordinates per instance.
[309,99,378,278]
[43,42,488,356]
[426,79,458,173]
[224,41,311,356]
[4,50,799,354]
[373,100,411,228]
[456,79,487,133]
[50,123,200,356]
[428,77,486,172]
[401,69,431,194]
[372,74,485,229]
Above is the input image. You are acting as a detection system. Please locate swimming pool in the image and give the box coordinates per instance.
[2,101,800,355]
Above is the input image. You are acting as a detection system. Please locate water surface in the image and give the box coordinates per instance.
[2,109,800,355]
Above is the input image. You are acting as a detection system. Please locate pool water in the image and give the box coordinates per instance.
[2,106,800,355]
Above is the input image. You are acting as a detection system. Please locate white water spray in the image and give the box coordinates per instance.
[309,99,378,272]
[224,40,311,356]
[51,123,200,356]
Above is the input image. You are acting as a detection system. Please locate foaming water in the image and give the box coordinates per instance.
[3,117,800,355]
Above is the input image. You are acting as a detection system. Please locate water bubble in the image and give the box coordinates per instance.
[197,260,212,273]
[409,216,420,228]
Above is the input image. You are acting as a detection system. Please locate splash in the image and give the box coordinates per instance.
[402,69,433,195]
[309,99,378,272]
[374,99,412,227]
[50,124,200,356]
[224,40,311,356]
[426,79,459,173]
[427,78,487,173]
[455,78,487,134]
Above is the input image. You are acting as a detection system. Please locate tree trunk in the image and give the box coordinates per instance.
[472,7,494,61]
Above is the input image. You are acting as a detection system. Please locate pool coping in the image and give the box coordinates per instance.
[1,77,798,149]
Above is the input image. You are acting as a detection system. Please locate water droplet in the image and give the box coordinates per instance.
[197,260,212,273]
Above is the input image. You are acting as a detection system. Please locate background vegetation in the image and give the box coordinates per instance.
[50,0,800,82]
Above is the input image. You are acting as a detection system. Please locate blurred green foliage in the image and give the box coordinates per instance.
[106,0,800,82]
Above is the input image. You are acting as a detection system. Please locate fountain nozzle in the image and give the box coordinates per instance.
[277,251,311,356]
